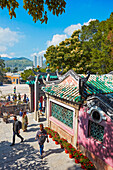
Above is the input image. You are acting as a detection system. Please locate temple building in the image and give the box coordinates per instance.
[41,69,113,170]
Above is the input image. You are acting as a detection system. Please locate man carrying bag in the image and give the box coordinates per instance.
[35,124,49,159]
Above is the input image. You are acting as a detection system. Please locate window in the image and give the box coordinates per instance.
[88,120,104,142]
[91,110,101,122]
[13,79,15,82]
[51,102,73,129]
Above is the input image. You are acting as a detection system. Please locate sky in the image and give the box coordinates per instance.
[0,0,113,61]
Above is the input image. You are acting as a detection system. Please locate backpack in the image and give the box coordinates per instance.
[18,121,22,130]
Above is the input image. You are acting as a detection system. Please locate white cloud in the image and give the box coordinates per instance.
[63,19,96,36]
[47,34,68,47]
[0,53,12,58]
[83,19,96,26]
[10,52,15,56]
[64,24,82,36]
[38,50,46,56]
[0,27,21,52]
[31,52,37,57]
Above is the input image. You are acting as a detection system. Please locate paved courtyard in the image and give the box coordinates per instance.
[0,112,82,170]
[0,84,30,99]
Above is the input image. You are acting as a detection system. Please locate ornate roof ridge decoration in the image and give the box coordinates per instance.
[79,71,90,98]
[42,69,81,85]
[108,71,113,75]
[87,94,113,120]
[56,66,63,80]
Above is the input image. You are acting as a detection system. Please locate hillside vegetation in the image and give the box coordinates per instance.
[5,57,33,71]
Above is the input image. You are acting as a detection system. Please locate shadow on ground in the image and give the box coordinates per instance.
[24,137,36,143]
[39,118,46,122]
[43,148,64,158]
[67,165,82,170]
[0,141,50,170]
[27,127,39,132]
[27,124,39,127]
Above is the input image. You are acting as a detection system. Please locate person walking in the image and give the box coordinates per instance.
[22,112,28,132]
[7,95,10,102]
[38,100,42,115]
[18,93,21,101]
[23,94,26,103]
[19,109,23,121]
[26,96,29,103]
[10,116,24,146]
[35,124,49,159]
[14,86,16,94]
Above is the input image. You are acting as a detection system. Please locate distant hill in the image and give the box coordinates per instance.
[1,57,11,61]
[3,57,46,71]
[5,57,33,71]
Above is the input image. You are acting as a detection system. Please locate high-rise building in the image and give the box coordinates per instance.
[40,56,43,67]
[33,55,37,68]
[37,56,40,67]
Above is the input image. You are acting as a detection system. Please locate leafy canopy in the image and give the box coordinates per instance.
[44,12,113,74]
[0,0,66,23]
[44,30,84,73]
[0,56,6,82]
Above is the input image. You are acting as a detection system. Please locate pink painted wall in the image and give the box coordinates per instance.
[78,107,113,168]
[60,75,78,86]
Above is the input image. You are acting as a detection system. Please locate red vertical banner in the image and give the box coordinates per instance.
[40,96,43,111]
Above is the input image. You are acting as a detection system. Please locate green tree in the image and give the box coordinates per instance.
[80,13,113,74]
[44,30,84,73]
[5,67,11,72]
[0,56,6,83]
[12,67,18,73]
[0,0,66,23]
[21,69,35,81]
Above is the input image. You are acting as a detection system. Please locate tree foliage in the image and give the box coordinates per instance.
[44,13,113,74]
[0,56,6,83]
[21,69,35,81]
[0,0,66,23]
[44,30,84,73]
[81,13,113,74]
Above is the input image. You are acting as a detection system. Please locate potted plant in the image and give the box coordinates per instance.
[63,142,71,154]
[59,138,67,149]
[52,133,60,145]
[45,127,52,138]
[84,161,94,169]
[79,156,89,165]
[73,151,81,163]
[68,147,76,159]
[69,150,73,158]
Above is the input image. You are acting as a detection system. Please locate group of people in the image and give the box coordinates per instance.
[7,93,29,103]
[10,112,49,159]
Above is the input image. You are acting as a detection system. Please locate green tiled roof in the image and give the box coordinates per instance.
[86,79,113,95]
[42,78,113,103]
[42,84,82,103]
[38,75,58,79]
[26,80,35,85]
[26,75,58,85]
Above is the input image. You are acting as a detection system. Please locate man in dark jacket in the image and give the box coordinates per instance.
[10,116,24,146]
